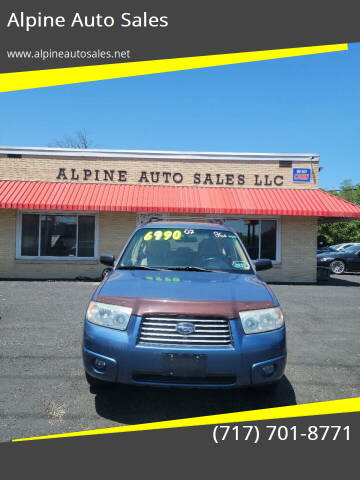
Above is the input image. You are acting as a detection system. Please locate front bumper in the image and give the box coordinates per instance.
[317,259,332,267]
[82,316,286,388]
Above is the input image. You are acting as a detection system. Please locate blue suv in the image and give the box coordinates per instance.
[82,219,286,389]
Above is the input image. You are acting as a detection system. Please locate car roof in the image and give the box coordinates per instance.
[136,220,231,231]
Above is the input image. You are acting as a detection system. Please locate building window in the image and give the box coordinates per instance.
[18,213,96,259]
[225,219,279,262]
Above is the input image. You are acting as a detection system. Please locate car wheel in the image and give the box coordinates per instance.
[102,267,112,279]
[329,260,346,275]
[85,372,113,389]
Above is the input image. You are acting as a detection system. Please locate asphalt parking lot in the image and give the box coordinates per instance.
[0,275,359,441]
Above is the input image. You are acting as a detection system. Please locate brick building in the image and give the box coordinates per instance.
[0,146,359,282]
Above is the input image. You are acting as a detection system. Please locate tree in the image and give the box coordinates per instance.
[318,180,360,246]
[328,179,360,205]
[49,129,94,149]
[318,221,360,246]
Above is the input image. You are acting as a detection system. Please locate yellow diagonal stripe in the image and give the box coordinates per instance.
[0,43,348,93]
[13,397,359,442]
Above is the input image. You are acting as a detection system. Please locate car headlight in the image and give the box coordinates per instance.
[86,301,132,330]
[320,257,331,262]
[240,307,284,334]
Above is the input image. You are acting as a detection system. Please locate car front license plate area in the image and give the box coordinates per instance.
[162,353,207,377]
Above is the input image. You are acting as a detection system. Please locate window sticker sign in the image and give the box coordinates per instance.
[213,231,236,239]
[143,230,182,241]
[293,168,311,182]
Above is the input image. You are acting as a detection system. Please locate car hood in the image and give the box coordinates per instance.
[94,269,278,319]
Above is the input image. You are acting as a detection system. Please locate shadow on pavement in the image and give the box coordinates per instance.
[269,274,360,288]
[318,274,360,287]
[93,375,296,425]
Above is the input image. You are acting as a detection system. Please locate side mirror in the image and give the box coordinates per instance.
[100,254,115,267]
[254,259,273,271]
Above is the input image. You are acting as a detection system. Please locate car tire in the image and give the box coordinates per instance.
[85,372,113,389]
[102,267,112,279]
[329,260,346,275]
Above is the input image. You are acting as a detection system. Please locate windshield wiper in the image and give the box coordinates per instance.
[117,266,168,271]
[117,265,225,273]
[165,266,222,273]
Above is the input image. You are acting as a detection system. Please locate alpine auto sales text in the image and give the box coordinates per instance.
[56,168,285,186]
[6,11,169,32]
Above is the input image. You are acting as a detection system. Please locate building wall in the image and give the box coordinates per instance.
[0,155,319,189]
[0,210,136,279]
[0,210,317,282]
[260,216,317,283]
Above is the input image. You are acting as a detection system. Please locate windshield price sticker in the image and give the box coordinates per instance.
[145,275,181,282]
[232,261,248,269]
[214,231,236,238]
[144,230,182,241]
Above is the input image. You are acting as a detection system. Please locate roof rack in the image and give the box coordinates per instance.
[142,216,225,225]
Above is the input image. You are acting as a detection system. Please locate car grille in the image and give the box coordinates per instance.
[138,316,232,346]
[133,373,236,385]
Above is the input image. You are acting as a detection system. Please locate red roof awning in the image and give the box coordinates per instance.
[0,180,359,218]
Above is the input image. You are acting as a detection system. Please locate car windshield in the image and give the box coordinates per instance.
[331,244,345,250]
[118,227,252,273]
[343,245,360,254]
